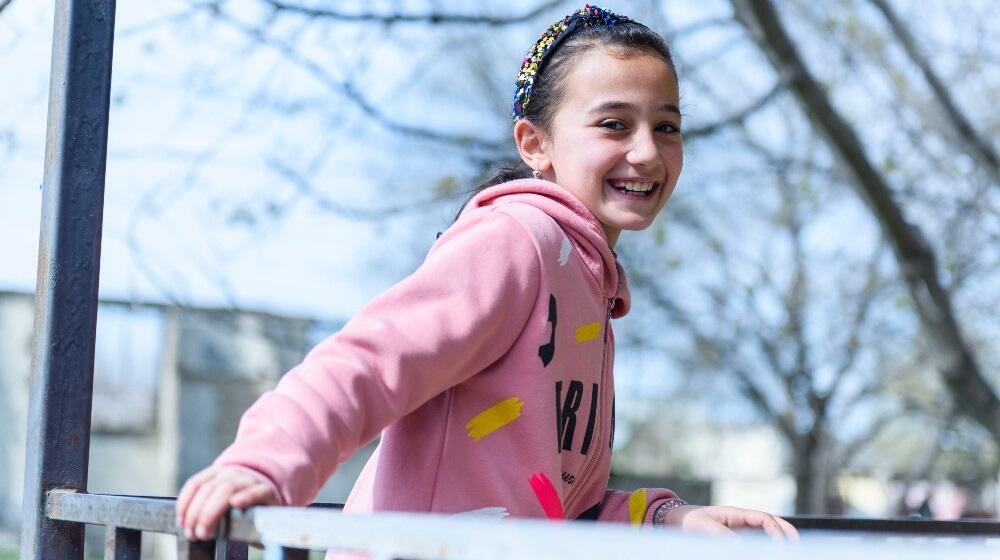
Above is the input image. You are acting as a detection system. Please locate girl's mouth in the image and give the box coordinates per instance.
[606,179,660,197]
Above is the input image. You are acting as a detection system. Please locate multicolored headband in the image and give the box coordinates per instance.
[512,4,633,122]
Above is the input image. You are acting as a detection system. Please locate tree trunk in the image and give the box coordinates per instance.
[729,0,1000,447]
[792,432,829,514]
[792,439,814,514]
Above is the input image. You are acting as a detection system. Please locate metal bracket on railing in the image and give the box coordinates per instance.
[104,526,140,560]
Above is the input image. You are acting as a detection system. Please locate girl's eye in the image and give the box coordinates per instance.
[657,122,681,134]
[599,120,626,130]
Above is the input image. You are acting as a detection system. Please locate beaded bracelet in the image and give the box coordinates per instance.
[652,498,689,525]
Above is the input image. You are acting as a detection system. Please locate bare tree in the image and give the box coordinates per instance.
[625,129,910,512]
[729,0,1000,448]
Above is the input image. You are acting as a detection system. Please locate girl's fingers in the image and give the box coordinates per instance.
[680,507,798,542]
[178,468,266,535]
[741,511,795,541]
[176,467,217,529]
[689,516,736,536]
[774,516,800,540]
[230,483,279,508]
[192,479,244,540]
[759,515,785,540]
[180,484,212,540]
[182,476,234,540]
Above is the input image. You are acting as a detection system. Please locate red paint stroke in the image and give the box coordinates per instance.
[528,472,564,520]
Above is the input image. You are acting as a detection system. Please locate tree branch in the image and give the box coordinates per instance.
[200,5,508,154]
[868,0,999,183]
[266,158,451,220]
[838,408,903,467]
[731,0,1000,446]
[664,16,738,42]
[780,179,812,388]
[831,241,886,386]
[117,6,200,37]
[731,365,797,440]
[631,256,794,439]
[685,80,784,139]
[260,0,565,26]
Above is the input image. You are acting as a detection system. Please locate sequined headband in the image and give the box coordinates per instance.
[512,4,633,122]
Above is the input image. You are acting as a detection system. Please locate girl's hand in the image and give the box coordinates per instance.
[175,465,280,541]
[664,505,800,541]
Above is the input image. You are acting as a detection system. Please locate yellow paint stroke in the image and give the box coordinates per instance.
[466,397,525,441]
[628,489,648,526]
[574,322,601,343]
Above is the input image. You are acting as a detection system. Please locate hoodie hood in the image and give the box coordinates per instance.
[462,179,630,317]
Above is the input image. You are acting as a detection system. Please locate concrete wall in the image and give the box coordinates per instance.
[0,293,32,532]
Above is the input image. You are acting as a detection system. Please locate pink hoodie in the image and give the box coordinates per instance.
[215,179,680,526]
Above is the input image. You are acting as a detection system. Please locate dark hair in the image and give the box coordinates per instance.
[452,21,677,222]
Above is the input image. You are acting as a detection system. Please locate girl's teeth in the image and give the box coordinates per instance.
[612,181,655,192]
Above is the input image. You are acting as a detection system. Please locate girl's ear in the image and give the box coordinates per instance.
[513,119,551,174]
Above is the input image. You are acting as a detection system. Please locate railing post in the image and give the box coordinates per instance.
[178,537,216,560]
[216,539,249,560]
[216,513,249,560]
[104,526,140,560]
[19,0,117,558]
[263,545,310,560]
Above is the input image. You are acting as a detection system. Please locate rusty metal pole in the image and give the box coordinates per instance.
[20,0,117,558]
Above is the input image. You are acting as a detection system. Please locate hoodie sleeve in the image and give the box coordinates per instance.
[596,488,683,525]
[213,207,541,506]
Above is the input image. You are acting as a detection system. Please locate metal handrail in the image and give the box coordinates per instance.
[786,515,1000,536]
[46,491,246,560]
[45,490,1000,560]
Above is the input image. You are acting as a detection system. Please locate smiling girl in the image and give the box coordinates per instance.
[178,4,798,543]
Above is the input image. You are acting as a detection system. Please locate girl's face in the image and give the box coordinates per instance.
[540,48,683,247]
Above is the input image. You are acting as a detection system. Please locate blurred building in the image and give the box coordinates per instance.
[612,413,795,514]
[613,410,999,519]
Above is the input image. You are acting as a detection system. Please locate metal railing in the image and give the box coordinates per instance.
[44,490,1000,560]
[45,491,244,560]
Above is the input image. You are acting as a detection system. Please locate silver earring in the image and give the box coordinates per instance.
[532,169,542,179]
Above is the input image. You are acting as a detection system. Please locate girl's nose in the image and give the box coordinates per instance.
[626,129,661,169]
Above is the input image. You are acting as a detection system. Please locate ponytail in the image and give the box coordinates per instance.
[450,160,534,223]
